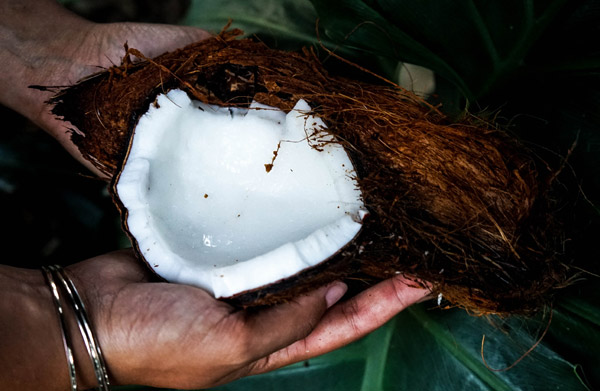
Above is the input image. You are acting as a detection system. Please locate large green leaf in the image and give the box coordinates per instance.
[547,285,600,388]
[183,0,395,75]
[387,306,588,390]
[310,0,596,101]
[183,0,321,50]
[193,302,591,391]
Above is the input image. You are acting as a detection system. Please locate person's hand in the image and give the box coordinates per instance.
[67,249,428,389]
[1,0,211,175]
[31,22,210,173]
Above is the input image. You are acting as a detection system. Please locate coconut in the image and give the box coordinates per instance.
[49,29,569,314]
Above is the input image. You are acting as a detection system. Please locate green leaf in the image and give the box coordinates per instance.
[386,305,588,390]
[311,0,573,100]
[183,0,321,50]
[544,285,600,388]
[311,0,468,96]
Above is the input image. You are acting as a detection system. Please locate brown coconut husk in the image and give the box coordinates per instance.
[49,29,571,315]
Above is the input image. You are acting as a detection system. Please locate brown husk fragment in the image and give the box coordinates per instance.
[50,30,570,315]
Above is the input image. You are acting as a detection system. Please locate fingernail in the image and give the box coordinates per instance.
[325,282,348,308]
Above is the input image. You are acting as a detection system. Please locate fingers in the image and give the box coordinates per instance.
[110,23,212,60]
[233,281,348,363]
[252,276,430,373]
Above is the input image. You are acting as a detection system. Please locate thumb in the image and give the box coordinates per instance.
[240,281,348,361]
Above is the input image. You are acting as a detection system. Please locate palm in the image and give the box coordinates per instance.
[67,251,248,388]
[67,250,335,389]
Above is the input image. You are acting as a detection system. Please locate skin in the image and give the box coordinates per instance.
[0,1,431,390]
[1,0,212,175]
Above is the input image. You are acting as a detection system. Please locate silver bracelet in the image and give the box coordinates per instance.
[41,266,78,391]
[47,265,111,391]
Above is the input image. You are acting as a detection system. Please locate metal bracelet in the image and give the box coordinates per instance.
[48,265,111,391]
[42,266,78,391]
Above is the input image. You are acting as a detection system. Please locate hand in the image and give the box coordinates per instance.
[1,0,211,175]
[31,22,210,170]
[68,250,428,389]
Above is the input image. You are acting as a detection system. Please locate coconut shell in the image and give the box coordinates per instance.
[50,29,570,315]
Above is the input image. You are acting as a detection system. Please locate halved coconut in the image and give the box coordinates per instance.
[50,32,569,314]
[115,89,366,298]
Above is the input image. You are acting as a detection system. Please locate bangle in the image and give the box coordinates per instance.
[45,265,111,391]
[41,266,78,391]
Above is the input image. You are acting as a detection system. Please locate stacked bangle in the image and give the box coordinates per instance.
[42,266,77,391]
[42,265,111,391]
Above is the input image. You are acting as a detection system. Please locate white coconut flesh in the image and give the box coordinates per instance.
[116,89,366,298]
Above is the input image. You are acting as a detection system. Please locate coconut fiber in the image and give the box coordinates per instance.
[48,29,571,315]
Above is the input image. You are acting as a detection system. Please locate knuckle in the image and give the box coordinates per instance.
[340,298,363,335]
[390,277,421,308]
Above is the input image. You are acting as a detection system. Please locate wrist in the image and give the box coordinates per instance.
[0,264,100,390]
